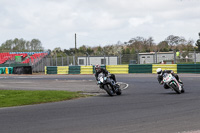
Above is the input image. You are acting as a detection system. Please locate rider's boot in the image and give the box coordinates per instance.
[100,84,103,89]
[178,79,183,84]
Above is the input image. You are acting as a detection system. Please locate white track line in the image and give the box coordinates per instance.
[117,82,129,90]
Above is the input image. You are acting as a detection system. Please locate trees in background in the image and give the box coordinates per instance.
[0,35,198,56]
[0,38,44,52]
[196,38,200,51]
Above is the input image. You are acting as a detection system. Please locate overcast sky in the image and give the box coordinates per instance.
[0,0,200,50]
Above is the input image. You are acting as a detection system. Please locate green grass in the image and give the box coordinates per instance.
[0,90,89,108]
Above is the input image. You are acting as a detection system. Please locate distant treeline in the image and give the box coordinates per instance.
[51,35,200,57]
[1,35,200,57]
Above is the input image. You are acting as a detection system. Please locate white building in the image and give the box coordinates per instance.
[139,52,174,64]
[77,56,118,66]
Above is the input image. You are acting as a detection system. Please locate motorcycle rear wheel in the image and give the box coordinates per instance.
[116,89,122,95]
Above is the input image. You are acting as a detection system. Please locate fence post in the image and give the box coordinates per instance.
[104,54,106,65]
[86,56,87,66]
[67,56,69,65]
[194,50,196,64]
[62,56,63,66]
[120,53,122,64]
[56,56,57,66]
[173,50,176,64]
[137,52,140,64]
[37,57,39,73]
[155,51,157,64]
[108,56,110,65]
[42,58,44,72]
[73,55,75,65]
[51,56,53,66]
[88,55,90,65]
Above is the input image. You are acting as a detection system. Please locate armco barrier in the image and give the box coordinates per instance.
[152,64,177,74]
[68,66,80,74]
[81,66,93,74]
[57,66,69,74]
[129,64,152,73]
[177,64,200,73]
[106,65,129,74]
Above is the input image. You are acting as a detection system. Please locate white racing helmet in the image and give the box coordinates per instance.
[156,68,162,75]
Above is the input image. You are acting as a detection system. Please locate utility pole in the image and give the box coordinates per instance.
[74,33,77,66]
[75,33,77,54]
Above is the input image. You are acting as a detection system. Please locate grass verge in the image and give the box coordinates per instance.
[0,90,90,108]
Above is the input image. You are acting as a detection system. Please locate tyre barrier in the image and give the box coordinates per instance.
[57,66,69,74]
[0,67,13,74]
[13,66,32,74]
[129,64,152,73]
[81,66,93,74]
[152,64,177,74]
[106,65,129,74]
[0,66,32,74]
[177,64,200,73]
[0,67,6,74]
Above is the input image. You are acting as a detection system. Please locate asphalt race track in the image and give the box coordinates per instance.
[0,74,200,133]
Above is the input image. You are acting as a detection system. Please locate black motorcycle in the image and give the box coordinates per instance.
[97,73,121,96]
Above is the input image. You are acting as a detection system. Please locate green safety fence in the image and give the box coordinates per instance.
[46,66,57,74]
[129,64,152,73]
[177,64,200,73]
[68,66,80,74]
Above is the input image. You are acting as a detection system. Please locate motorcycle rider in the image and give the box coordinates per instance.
[94,64,117,83]
[156,68,182,89]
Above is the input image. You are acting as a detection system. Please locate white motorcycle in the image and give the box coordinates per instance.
[162,73,185,94]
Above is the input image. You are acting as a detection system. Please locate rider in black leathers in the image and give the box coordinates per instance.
[94,64,116,82]
[157,68,182,89]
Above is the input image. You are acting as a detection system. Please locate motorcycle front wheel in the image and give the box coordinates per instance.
[181,85,185,93]
[104,84,114,96]
[171,83,181,94]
